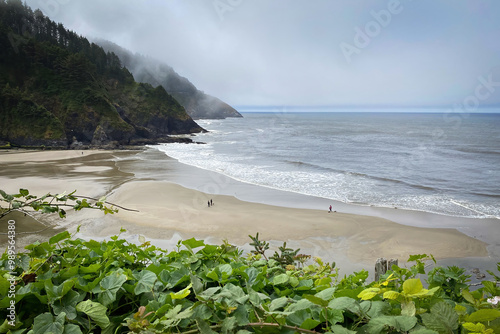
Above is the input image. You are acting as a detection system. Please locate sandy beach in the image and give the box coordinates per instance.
[1,148,498,276]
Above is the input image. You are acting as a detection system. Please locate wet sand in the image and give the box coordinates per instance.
[0,149,497,276]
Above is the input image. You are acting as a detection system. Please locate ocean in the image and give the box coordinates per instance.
[155,111,500,219]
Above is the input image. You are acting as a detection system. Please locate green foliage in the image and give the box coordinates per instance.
[0,188,117,220]
[2,231,500,334]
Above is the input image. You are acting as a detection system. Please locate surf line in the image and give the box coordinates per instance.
[450,200,500,219]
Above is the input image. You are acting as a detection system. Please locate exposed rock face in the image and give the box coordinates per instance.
[95,39,243,120]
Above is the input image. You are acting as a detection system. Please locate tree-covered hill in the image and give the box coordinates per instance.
[95,39,243,120]
[0,0,204,149]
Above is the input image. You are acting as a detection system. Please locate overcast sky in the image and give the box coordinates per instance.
[24,0,500,109]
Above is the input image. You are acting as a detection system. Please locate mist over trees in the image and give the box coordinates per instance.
[95,39,242,119]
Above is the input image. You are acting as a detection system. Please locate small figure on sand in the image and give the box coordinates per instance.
[210,199,213,206]
[208,200,210,207]
[329,205,332,213]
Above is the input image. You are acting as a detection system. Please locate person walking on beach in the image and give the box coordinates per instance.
[210,199,213,206]
[208,200,210,207]
[329,205,332,213]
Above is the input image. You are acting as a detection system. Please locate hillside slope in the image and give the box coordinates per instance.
[0,0,204,149]
[96,40,242,120]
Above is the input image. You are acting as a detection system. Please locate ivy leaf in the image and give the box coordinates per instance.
[52,290,81,320]
[32,312,65,334]
[98,271,127,306]
[63,323,83,334]
[133,270,157,295]
[76,300,110,329]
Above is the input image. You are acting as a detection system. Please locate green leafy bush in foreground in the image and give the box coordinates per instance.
[1,231,500,334]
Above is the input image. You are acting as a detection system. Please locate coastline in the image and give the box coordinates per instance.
[0,148,498,277]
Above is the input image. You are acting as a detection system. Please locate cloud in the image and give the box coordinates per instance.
[24,0,500,108]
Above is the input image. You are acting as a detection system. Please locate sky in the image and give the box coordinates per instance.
[23,0,500,109]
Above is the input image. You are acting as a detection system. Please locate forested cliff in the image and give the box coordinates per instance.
[96,40,242,120]
[0,0,204,149]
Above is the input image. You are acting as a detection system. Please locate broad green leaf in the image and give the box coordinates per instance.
[52,290,81,320]
[383,290,400,300]
[49,231,71,245]
[193,304,213,320]
[287,309,312,327]
[206,269,218,281]
[421,302,458,333]
[287,299,315,312]
[409,328,439,334]
[330,324,356,334]
[304,294,329,307]
[403,278,423,296]
[360,301,390,318]
[270,297,289,311]
[462,290,476,304]
[182,238,205,249]
[76,300,110,329]
[197,287,221,301]
[289,276,299,287]
[301,318,321,330]
[133,270,157,294]
[315,287,336,301]
[401,300,416,317]
[273,273,289,285]
[327,309,344,326]
[219,264,233,278]
[367,316,417,334]
[32,312,65,334]
[467,309,500,322]
[358,287,380,300]
[196,318,218,334]
[170,283,192,300]
[234,304,250,326]
[63,324,83,334]
[160,265,190,287]
[79,263,102,274]
[98,271,127,306]
[222,317,238,333]
[19,188,29,196]
[191,274,204,295]
[462,322,486,332]
[328,297,359,315]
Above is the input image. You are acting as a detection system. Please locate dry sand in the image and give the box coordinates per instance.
[0,149,496,274]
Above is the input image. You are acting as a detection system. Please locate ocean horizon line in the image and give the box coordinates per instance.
[234,105,500,114]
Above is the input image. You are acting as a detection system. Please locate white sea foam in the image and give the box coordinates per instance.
[155,112,500,219]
